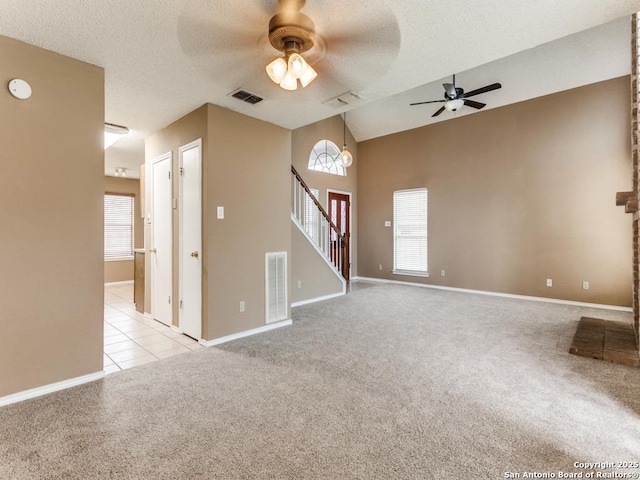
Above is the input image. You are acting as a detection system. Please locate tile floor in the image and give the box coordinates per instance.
[104,282,202,374]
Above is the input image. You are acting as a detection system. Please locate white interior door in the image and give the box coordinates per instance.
[151,153,173,326]
[179,139,202,340]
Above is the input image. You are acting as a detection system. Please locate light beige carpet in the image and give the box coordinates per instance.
[1,283,639,479]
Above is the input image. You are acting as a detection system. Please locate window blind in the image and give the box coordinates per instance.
[104,194,134,260]
[393,188,428,275]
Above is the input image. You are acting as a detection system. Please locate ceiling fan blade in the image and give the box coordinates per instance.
[461,83,502,98]
[313,6,400,90]
[432,106,446,117]
[410,99,446,106]
[177,10,264,59]
[443,83,456,98]
[463,99,486,109]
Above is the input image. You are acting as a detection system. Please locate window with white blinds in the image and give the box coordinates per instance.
[393,188,428,276]
[104,194,134,260]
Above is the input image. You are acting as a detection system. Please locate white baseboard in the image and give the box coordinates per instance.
[352,276,633,312]
[292,292,346,307]
[202,319,293,347]
[104,280,134,286]
[0,371,105,408]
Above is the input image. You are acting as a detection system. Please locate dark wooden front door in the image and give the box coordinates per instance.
[328,191,350,280]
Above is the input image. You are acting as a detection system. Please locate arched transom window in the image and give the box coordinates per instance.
[308,140,346,176]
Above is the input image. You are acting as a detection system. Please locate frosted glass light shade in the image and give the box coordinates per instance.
[267,50,318,90]
[339,147,353,167]
[445,99,464,112]
[288,53,306,79]
[300,64,317,88]
[266,57,287,84]
[280,71,298,91]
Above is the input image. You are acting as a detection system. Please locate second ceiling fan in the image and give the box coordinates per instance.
[411,75,502,117]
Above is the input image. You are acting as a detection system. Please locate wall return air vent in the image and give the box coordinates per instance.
[229,89,264,105]
[265,252,287,324]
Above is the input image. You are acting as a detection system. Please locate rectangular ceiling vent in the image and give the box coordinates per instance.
[229,89,263,105]
[322,91,364,108]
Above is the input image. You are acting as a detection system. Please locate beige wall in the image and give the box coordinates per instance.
[0,35,104,397]
[205,104,291,340]
[292,115,358,276]
[104,261,134,284]
[291,225,344,303]
[104,176,143,283]
[358,76,632,307]
[145,104,291,341]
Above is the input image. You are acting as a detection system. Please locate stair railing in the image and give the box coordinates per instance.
[291,165,348,280]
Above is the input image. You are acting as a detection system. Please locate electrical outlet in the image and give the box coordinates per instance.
[546,279,553,287]
[297,280,302,289]
[582,281,589,290]
[239,301,245,312]
[440,270,445,277]
[378,264,383,271]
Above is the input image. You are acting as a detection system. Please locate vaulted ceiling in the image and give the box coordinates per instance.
[0,0,637,177]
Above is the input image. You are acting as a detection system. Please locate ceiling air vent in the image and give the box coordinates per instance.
[229,89,263,105]
[322,91,364,108]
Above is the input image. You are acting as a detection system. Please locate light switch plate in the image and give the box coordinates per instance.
[217,206,224,219]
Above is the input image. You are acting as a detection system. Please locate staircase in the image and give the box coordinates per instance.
[291,165,349,281]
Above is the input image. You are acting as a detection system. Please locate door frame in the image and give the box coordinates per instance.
[178,138,202,340]
[150,151,173,326]
[326,189,352,279]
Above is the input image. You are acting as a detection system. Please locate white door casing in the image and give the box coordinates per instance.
[151,153,173,326]
[178,139,202,340]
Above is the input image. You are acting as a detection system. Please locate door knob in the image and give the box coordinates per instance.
[150,248,157,254]
[191,251,199,258]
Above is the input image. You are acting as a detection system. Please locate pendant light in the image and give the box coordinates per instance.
[339,112,353,168]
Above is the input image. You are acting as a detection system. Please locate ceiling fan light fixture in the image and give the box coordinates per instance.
[280,70,298,90]
[266,57,288,84]
[444,99,464,112]
[266,49,317,90]
[299,63,317,88]
[266,2,318,91]
[287,53,306,79]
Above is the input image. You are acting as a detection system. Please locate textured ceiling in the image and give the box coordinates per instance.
[0,0,637,178]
